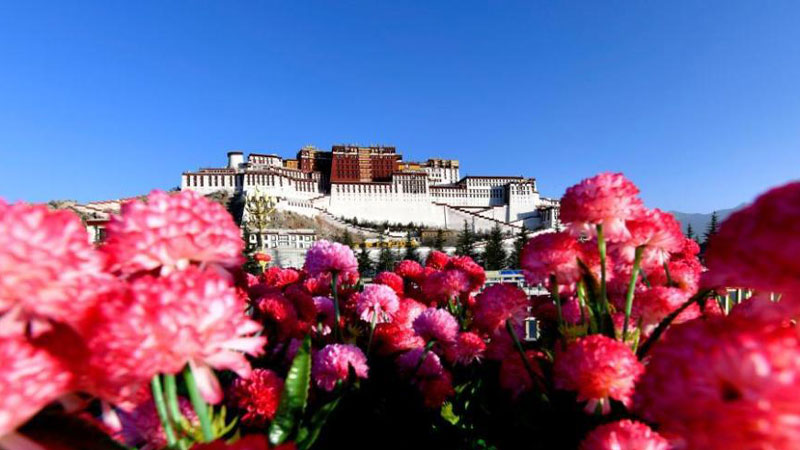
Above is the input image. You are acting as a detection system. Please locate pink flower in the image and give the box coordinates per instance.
[499,350,544,400]
[412,308,459,343]
[635,315,800,449]
[393,298,428,328]
[0,335,74,436]
[355,284,400,324]
[373,271,404,295]
[520,231,582,286]
[229,369,284,427]
[425,251,450,269]
[103,190,244,275]
[303,240,358,279]
[560,173,645,242]
[617,208,684,269]
[447,256,486,292]
[84,267,265,404]
[580,420,670,450]
[472,284,530,334]
[554,335,644,413]
[421,269,471,303]
[704,181,800,295]
[0,202,113,336]
[633,286,692,330]
[394,260,424,282]
[396,347,444,379]
[445,332,486,365]
[312,344,368,391]
[312,296,335,336]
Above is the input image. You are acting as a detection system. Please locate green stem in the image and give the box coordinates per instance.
[596,224,610,330]
[639,268,651,288]
[164,374,184,434]
[622,246,644,342]
[366,312,378,355]
[151,375,177,448]
[183,366,214,442]
[412,340,436,377]
[331,271,341,341]
[549,274,564,331]
[506,319,538,382]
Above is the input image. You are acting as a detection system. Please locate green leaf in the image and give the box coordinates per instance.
[296,396,342,450]
[269,335,312,446]
[440,402,460,425]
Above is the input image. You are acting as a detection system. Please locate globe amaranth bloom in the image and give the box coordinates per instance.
[560,173,645,242]
[303,240,359,279]
[412,308,459,344]
[471,284,530,334]
[520,231,582,286]
[579,420,669,450]
[83,267,265,404]
[0,201,113,336]
[102,190,244,275]
[354,284,400,324]
[635,314,800,449]
[704,181,800,297]
[554,334,643,414]
[229,369,284,427]
[312,344,368,392]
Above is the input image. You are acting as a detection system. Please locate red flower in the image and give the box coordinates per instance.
[520,231,582,286]
[194,434,294,450]
[580,420,669,450]
[560,173,645,242]
[425,251,450,269]
[394,260,424,283]
[229,369,284,427]
[418,369,455,409]
[103,190,244,275]
[421,269,470,303]
[704,181,800,296]
[0,202,113,336]
[446,256,486,292]
[257,291,298,338]
[254,252,271,263]
[445,332,486,365]
[499,350,544,400]
[472,284,530,334]
[554,335,643,413]
[373,323,424,355]
[262,267,301,288]
[635,314,800,449]
[373,271,405,296]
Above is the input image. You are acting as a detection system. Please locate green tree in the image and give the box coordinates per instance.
[703,211,719,246]
[376,236,396,272]
[339,229,354,248]
[455,222,478,259]
[433,229,445,251]
[507,224,530,268]
[357,241,374,277]
[685,223,695,240]
[403,232,420,263]
[483,224,507,270]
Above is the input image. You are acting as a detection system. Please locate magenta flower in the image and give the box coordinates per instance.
[303,240,358,279]
[312,344,368,391]
[580,420,669,450]
[412,308,459,343]
[355,284,400,324]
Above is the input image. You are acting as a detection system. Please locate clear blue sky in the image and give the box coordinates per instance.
[1,1,799,212]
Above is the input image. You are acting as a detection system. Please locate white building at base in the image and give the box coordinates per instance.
[181,146,560,233]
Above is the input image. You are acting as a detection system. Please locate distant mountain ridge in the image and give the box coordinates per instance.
[669,204,747,236]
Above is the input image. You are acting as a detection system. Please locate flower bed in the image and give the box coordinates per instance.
[1,174,799,449]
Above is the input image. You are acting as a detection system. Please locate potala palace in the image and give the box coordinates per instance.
[180,145,560,233]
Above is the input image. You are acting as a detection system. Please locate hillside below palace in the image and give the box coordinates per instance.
[180,145,560,233]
